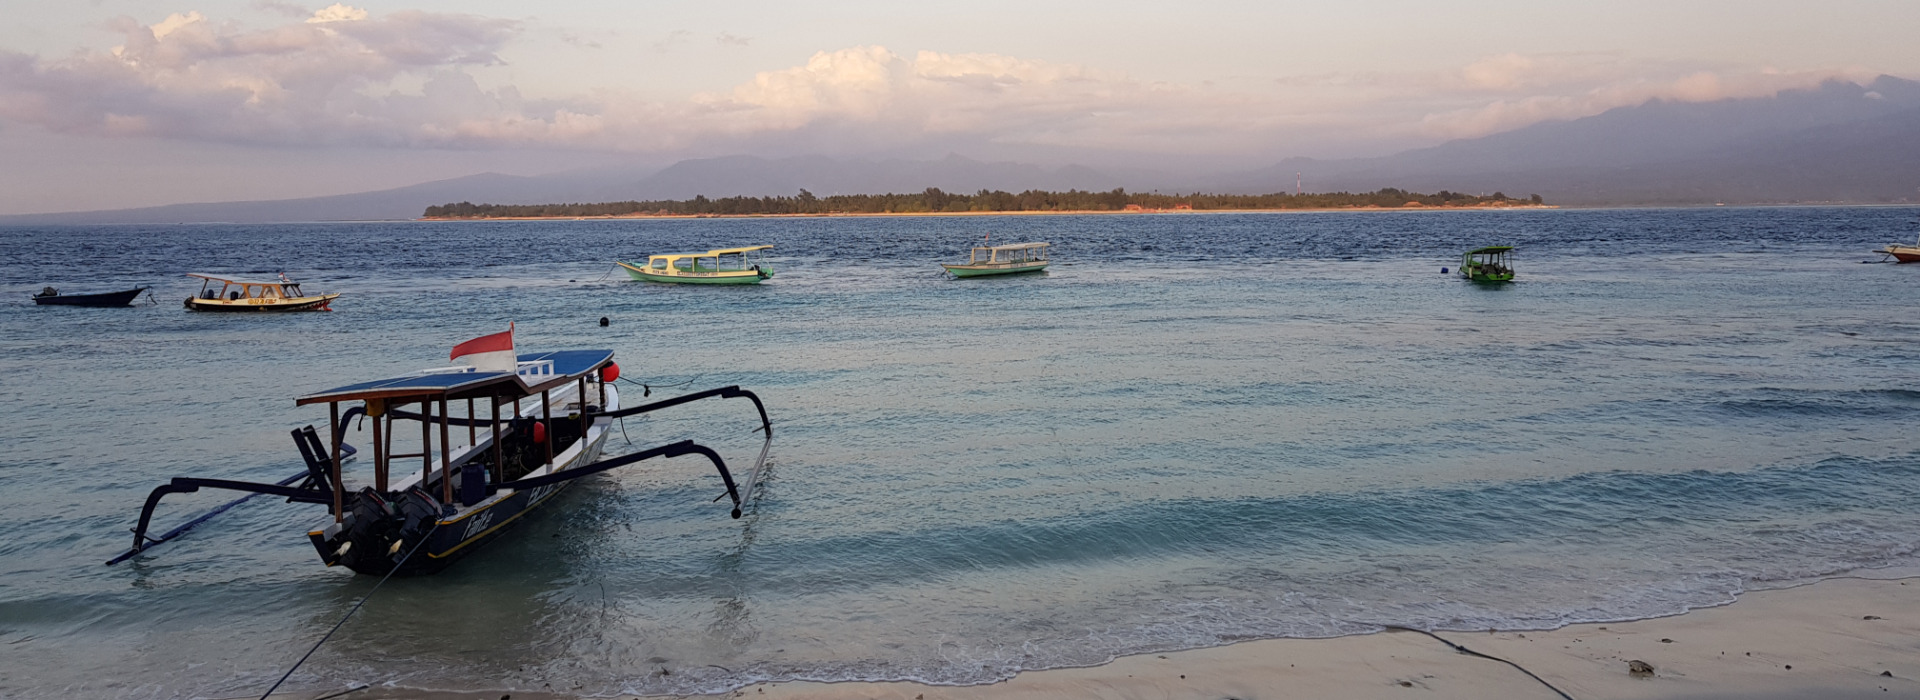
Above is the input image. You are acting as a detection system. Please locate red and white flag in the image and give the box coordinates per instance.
[451,322,516,372]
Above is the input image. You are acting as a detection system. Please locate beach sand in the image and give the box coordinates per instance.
[741,576,1919,700]
[320,576,1917,700]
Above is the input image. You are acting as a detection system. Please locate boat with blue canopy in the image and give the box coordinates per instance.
[110,329,773,576]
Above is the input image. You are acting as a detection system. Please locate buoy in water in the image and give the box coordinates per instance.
[1441,267,1449,274]
[599,316,610,327]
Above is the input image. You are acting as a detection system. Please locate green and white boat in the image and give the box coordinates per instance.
[1459,246,1515,283]
[942,242,1049,278]
[618,246,774,285]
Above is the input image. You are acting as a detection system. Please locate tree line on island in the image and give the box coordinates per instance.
[423,187,1545,219]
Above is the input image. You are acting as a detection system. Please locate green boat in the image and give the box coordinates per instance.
[942,242,1049,278]
[1459,246,1515,283]
[617,245,773,284]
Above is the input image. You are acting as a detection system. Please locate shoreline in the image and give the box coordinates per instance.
[417,204,1558,222]
[742,576,1920,700]
[329,574,1919,700]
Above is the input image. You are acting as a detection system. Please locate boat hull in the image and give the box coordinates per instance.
[1881,245,1920,263]
[316,414,613,576]
[33,287,146,307]
[943,262,1049,278]
[618,261,770,284]
[184,294,338,311]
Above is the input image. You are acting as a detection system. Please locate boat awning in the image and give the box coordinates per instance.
[295,349,615,405]
[976,242,1048,251]
[647,245,772,261]
[187,273,283,285]
[1465,246,1513,254]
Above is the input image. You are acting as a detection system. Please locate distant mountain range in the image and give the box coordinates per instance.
[6,76,1917,224]
[1229,75,1920,205]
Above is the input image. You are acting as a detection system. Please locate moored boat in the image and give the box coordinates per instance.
[617,246,774,284]
[111,325,773,576]
[1877,237,1920,263]
[32,286,148,307]
[942,242,1050,278]
[1460,246,1515,283]
[184,273,339,311]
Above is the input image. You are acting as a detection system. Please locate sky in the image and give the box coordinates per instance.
[1,0,1915,215]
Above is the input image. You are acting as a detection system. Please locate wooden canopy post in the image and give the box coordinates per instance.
[440,397,454,505]
[541,389,554,467]
[372,409,387,492]
[467,398,477,446]
[577,376,589,441]
[490,396,503,483]
[383,412,395,488]
[328,402,345,522]
[420,399,432,489]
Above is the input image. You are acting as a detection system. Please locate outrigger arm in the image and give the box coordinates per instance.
[111,476,334,565]
[589,385,774,510]
[495,439,746,517]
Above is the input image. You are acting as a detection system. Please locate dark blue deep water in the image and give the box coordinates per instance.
[3,207,1920,698]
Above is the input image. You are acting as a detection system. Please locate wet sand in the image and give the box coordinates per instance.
[742,576,1918,700]
[312,575,1917,700]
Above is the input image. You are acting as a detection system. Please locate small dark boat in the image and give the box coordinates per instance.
[32,286,148,307]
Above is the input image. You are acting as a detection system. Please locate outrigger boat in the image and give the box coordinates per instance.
[109,326,772,576]
[1877,235,1920,263]
[616,246,774,284]
[942,242,1049,278]
[184,273,339,311]
[32,286,149,307]
[1459,246,1515,283]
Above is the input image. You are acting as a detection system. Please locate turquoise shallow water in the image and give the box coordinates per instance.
[3,207,1920,697]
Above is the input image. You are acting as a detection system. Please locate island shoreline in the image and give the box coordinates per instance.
[417,204,1558,222]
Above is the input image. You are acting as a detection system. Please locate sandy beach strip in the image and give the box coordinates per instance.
[741,576,1918,700]
[307,575,1917,700]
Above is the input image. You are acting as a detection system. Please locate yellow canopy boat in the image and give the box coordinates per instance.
[182,273,339,311]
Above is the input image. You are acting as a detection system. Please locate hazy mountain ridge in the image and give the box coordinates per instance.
[1229,75,1920,204]
[5,76,1916,223]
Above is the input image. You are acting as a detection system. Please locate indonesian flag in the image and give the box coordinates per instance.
[451,323,516,372]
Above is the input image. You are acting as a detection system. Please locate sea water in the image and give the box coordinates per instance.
[3,207,1920,697]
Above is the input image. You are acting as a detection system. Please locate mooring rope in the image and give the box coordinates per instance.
[259,522,441,700]
[1385,626,1574,700]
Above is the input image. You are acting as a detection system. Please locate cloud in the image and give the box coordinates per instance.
[716,32,751,47]
[306,4,367,23]
[0,5,524,146]
[0,10,1885,158]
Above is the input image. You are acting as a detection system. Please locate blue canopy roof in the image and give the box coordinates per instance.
[297,349,614,405]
